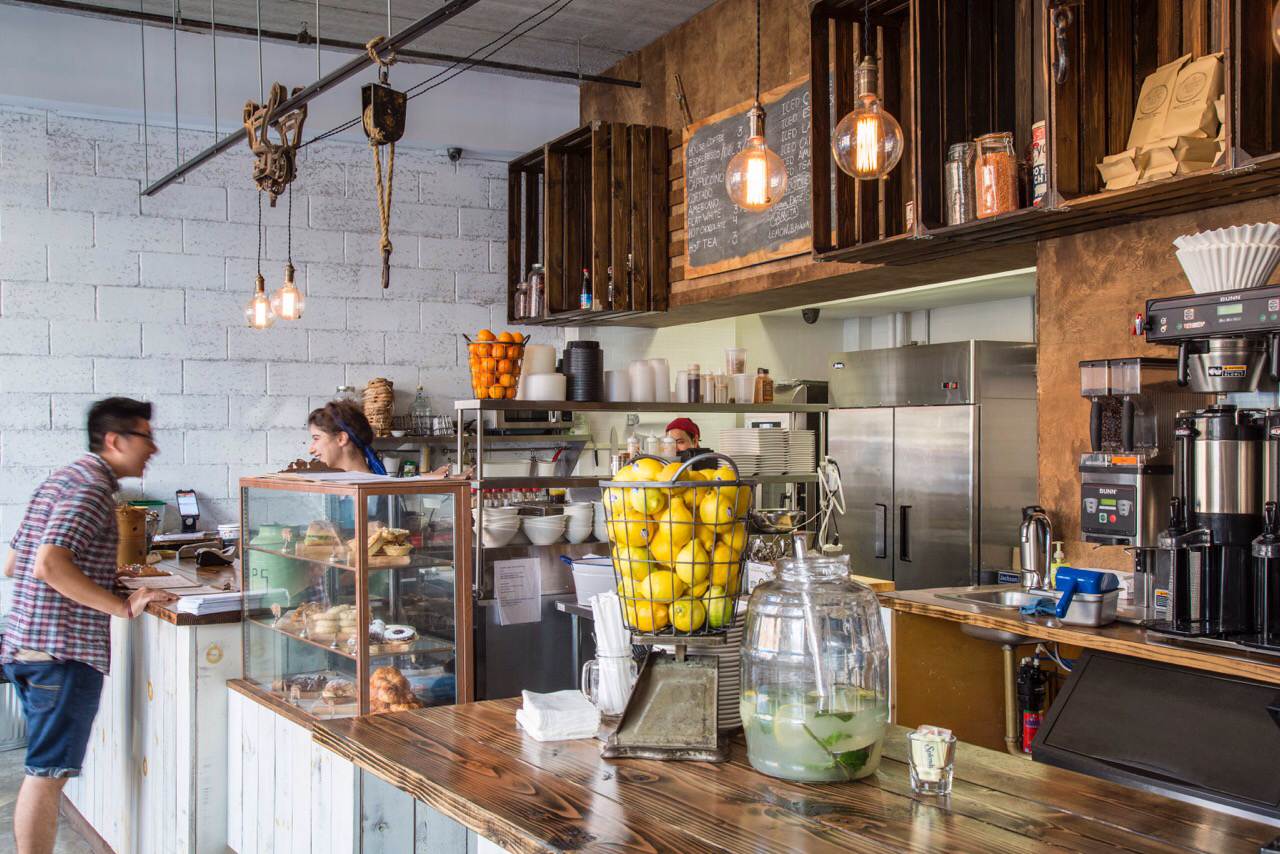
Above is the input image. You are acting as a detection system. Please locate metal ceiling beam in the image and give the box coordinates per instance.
[139,0,483,196]
[13,0,639,88]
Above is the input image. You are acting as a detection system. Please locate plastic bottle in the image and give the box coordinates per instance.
[579,267,593,310]
[626,433,641,460]
[1049,540,1066,587]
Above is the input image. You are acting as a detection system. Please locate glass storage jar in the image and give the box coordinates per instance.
[740,546,889,782]
[513,282,531,320]
[974,131,1018,218]
[528,263,547,317]
[944,141,977,225]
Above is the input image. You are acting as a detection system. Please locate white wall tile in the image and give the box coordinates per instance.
[419,173,490,209]
[49,174,139,214]
[384,333,457,367]
[266,428,312,466]
[308,330,384,364]
[142,394,228,429]
[2,430,84,467]
[0,465,56,503]
[0,393,50,429]
[418,302,490,335]
[49,393,107,429]
[227,188,291,227]
[100,287,184,323]
[183,430,267,465]
[1,136,95,175]
[0,168,49,208]
[140,252,225,290]
[420,237,488,273]
[0,318,50,354]
[456,272,505,305]
[265,225,345,265]
[0,246,47,281]
[228,395,310,430]
[1,356,93,392]
[182,219,258,258]
[2,281,92,319]
[182,359,266,394]
[50,319,141,357]
[94,357,182,394]
[48,245,138,286]
[142,463,230,501]
[0,208,93,246]
[143,323,226,359]
[96,213,184,253]
[267,362,345,396]
[48,113,137,142]
[228,326,309,362]
[140,184,227,221]
[459,207,505,240]
[343,229,419,270]
[345,298,420,332]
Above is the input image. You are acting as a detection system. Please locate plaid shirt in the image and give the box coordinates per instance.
[2,454,121,674]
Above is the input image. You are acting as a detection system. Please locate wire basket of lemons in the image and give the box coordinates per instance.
[599,453,752,639]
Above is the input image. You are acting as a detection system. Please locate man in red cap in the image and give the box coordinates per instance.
[665,417,701,453]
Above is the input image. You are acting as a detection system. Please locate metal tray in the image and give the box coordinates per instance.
[1035,587,1119,627]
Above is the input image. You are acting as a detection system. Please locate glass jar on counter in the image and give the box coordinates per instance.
[740,545,890,782]
[943,141,977,226]
[974,132,1018,218]
[528,263,547,317]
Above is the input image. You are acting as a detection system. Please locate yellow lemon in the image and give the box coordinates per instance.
[710,541,735,586]
[718,523,749,555]
[609,506,655,548]
[671,540,711,587]
[629,485,667,516]
[698,487,742,532]
[710,465,737,482]
[648,527,677,564]
[671,599,707,632]
[652,499,694,550]
[638,569,684,603]
[693,521,718,551]
[629,457,665,482]
[659,461,701,505]
[611,466,634,483]
[705,584,730,628]
[613,544,652,581]
[603,486,629,518]
[617,576,640,598]
[690,579,711,598]
[630,601,669,632]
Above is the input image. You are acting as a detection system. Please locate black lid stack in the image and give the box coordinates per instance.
[563,341,604,401]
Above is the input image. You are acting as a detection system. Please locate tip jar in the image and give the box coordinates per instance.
[740,541,889,781]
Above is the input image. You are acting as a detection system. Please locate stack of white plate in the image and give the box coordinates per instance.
[719,428,788,475]
[786,430,816,474]
[1174,222,1280,294]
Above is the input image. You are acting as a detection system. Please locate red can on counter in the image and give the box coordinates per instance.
[1029,120,1047,206]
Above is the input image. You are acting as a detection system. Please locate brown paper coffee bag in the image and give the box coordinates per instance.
[1161,53,1223,139]
[1127,54,1190,150]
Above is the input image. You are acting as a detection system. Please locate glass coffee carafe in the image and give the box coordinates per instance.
[740,539,889,782]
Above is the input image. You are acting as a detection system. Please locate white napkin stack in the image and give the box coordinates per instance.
[515,689,601,742]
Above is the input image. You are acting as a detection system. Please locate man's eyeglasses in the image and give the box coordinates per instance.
[122,430,157,445]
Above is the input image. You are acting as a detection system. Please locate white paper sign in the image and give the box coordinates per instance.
[495,558,542,625]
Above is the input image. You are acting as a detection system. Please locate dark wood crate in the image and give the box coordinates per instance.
[506,122,670,326]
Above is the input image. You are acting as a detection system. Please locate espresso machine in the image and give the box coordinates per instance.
[1142,285,1280,639]
[1077,358,1207,619]
[1242,411,1280,651]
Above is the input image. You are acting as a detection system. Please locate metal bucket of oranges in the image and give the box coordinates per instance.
[599,453,752,640]
[466,329,526,400]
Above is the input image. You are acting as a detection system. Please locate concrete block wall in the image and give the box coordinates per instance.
[0,102,548,568]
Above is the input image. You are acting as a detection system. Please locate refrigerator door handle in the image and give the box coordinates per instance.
[874,503,887,558]
[899,505,912,562]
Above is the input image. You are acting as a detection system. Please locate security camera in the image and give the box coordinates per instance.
[802,307,820,325]
[447,147,462,162]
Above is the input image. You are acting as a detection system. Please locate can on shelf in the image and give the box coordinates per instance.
[1029,120,1048,206]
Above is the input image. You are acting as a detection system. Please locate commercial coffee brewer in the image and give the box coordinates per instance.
[1243,412,1280,651]
[1078,358,1208,620]
[1141,285,1280,640]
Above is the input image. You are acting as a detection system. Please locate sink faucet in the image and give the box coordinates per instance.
[1019,506,1052,590]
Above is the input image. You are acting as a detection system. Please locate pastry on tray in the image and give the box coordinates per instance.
[369,665,422,714]
[321,679,356,702]
[280,458,342,474]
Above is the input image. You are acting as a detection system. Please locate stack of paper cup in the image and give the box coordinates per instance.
[517,343,558,399]
[675,370,689,403]
[629,360,655,402]
[649,358,670,402]
[605,370,631,402]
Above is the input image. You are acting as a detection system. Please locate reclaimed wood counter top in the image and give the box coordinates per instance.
[140,557,240,626]
[312,698,1278,853]
[879,587,1280,685]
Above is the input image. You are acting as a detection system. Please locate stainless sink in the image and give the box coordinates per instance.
[937,586,1049,646]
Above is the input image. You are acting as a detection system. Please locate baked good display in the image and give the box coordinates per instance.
[363,378,394,437]
[369,665,423,714]
[321,679,356,702]
[297,520,344,560]
[346,525,412,566]
[280,458,342,474]
[271,674,328,697]
[307,603,358,641]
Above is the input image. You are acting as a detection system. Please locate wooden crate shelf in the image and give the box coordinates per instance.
[506,122,670,327]
[811,0,1280,268]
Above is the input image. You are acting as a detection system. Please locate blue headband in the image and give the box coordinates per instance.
[327,407,387,475]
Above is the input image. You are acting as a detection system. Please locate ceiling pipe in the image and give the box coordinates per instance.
[133,0,497,196]
[13,0,639,88]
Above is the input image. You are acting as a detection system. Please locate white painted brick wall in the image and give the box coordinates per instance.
[0,100,562,563]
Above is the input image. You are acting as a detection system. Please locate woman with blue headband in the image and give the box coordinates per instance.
[307,400,387,475]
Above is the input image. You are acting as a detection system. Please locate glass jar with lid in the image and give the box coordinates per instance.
[528,263,547,317]
[513,282,531,320]
[740,539,889,782]
[974,131,1018,218]
[944,141,977,225]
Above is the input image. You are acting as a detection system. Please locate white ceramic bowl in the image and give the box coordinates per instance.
[592,502,608,541]
[481,525,519,548]
[522,516,568,532]
[565,525,593,544]
[523,526,565,546]
[473,506,519,519]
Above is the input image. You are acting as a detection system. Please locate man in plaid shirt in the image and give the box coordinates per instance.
[2,398,179,854]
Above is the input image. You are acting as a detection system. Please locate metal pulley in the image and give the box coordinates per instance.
[361,42,405,289]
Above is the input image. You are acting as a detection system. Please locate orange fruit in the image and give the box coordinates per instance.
[490,343,507,360]
[504,386,518,399]
[511,332,524,343]
[488,384,504,399]
[467,354,479,368]
[476,329,496,341]
[506,344,523,360]
[479,371,495,388]
[475,343,491,358]
[497,331,514,343]
[496,358,513,374]
[481,357,497,372]
[499,373,515,387]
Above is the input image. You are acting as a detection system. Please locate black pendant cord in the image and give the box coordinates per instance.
[256,190,263,277]
[863,0,870,60]
[754,0,761,104]
[287,184,293,264]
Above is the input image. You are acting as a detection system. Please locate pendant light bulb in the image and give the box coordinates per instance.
[245,273,276,329]
[1273,0,1280,55]
[832,57,905,180]
[270,262,306,321]
[725,105,788,211]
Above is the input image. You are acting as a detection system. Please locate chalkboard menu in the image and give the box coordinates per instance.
[683,75,814,278]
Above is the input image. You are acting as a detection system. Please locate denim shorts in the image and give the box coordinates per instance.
[4,659,104,778]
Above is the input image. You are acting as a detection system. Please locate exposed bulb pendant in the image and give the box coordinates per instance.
[271,262,305,321]
[832,56,905,180]
[245,273,275,329]
[1273,0,1280,55]
[725,105,788,210]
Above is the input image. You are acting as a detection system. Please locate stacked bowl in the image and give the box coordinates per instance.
[563,503,595,543]
[522,514,568,546]
[563,341,605,402]
[1174,222,1280,294]
[474,506,521,547]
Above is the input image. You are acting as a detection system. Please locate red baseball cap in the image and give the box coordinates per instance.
[665,417,700,442]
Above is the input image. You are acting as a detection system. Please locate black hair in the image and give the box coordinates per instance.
[307,400,375,448]
[87,397,153,453]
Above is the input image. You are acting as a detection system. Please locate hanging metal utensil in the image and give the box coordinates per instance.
[362,36,407,289]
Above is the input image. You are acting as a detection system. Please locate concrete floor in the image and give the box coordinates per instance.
[0,748,93,854]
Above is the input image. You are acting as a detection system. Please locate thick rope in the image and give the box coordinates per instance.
[365,35,395,68]
[371,138,395,286]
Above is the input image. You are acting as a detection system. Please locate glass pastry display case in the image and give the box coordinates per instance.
[238,475,471,717]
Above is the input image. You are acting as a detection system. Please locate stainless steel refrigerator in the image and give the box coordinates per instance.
[827,341,1037,589]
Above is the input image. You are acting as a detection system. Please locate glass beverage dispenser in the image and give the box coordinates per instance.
[740,536,889,782]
